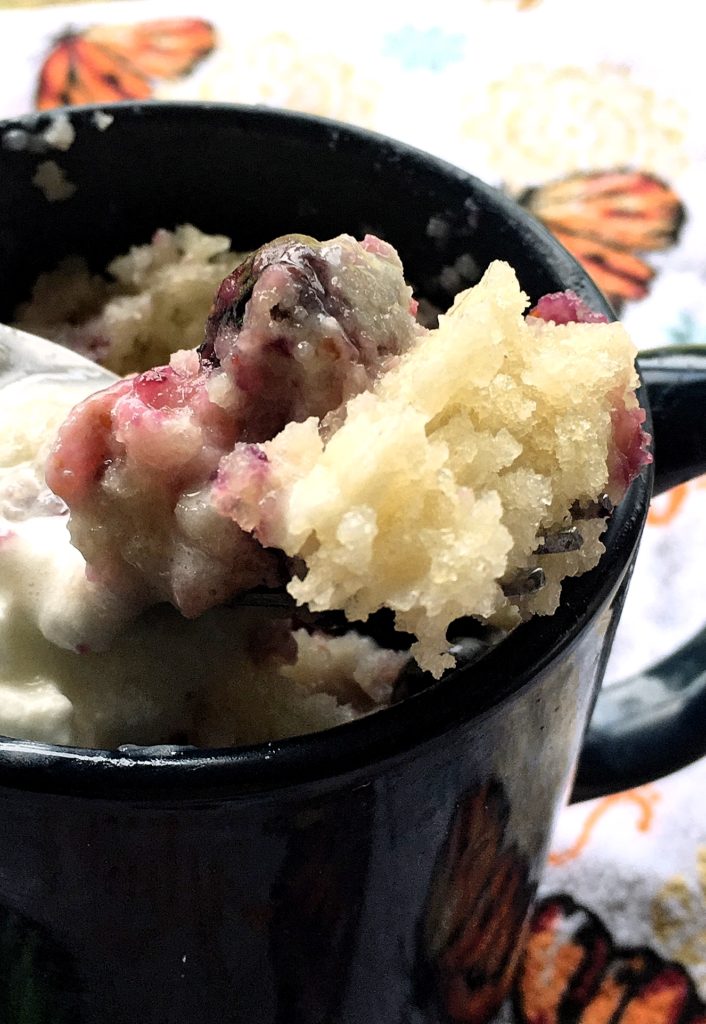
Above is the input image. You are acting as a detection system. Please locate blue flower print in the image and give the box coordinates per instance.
[383,25,465,73]
[667,310,706,346]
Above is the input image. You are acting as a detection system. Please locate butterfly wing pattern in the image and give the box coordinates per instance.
[520,170,685,309]
[416,782,534,1023]
[36,18,216,110]
[515,895,706,1024]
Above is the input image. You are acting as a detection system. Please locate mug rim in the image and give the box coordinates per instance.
[0,101,653,798]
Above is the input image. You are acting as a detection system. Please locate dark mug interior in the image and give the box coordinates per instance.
[0,102,673,1024]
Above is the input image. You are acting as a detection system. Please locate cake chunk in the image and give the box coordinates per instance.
[216,262,650,674]
[45,234,420,618]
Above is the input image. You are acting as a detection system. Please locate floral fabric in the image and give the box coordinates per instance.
[0,0,704,1018]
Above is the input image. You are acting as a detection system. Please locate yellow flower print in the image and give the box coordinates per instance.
[461,63,688,193]
[157,31,379,128]
[652,845,706,998]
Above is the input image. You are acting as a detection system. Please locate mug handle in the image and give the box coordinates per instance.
[574,347,706,801]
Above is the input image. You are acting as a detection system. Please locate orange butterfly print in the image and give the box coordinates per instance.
[515,895,705,1024]
[36,18,216,111]
[519,170,685,310]
[417,782,534,1023]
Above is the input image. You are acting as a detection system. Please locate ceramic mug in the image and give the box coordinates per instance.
[0,103,705,1024]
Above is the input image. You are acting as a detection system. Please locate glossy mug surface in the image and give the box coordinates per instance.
[0,103,704,1024]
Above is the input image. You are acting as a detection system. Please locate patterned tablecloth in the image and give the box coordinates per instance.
[0,1,704,1020]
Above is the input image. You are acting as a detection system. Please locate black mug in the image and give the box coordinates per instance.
[0,103,705,1024]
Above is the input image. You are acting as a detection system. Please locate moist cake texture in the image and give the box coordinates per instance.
[0,228,650,747]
